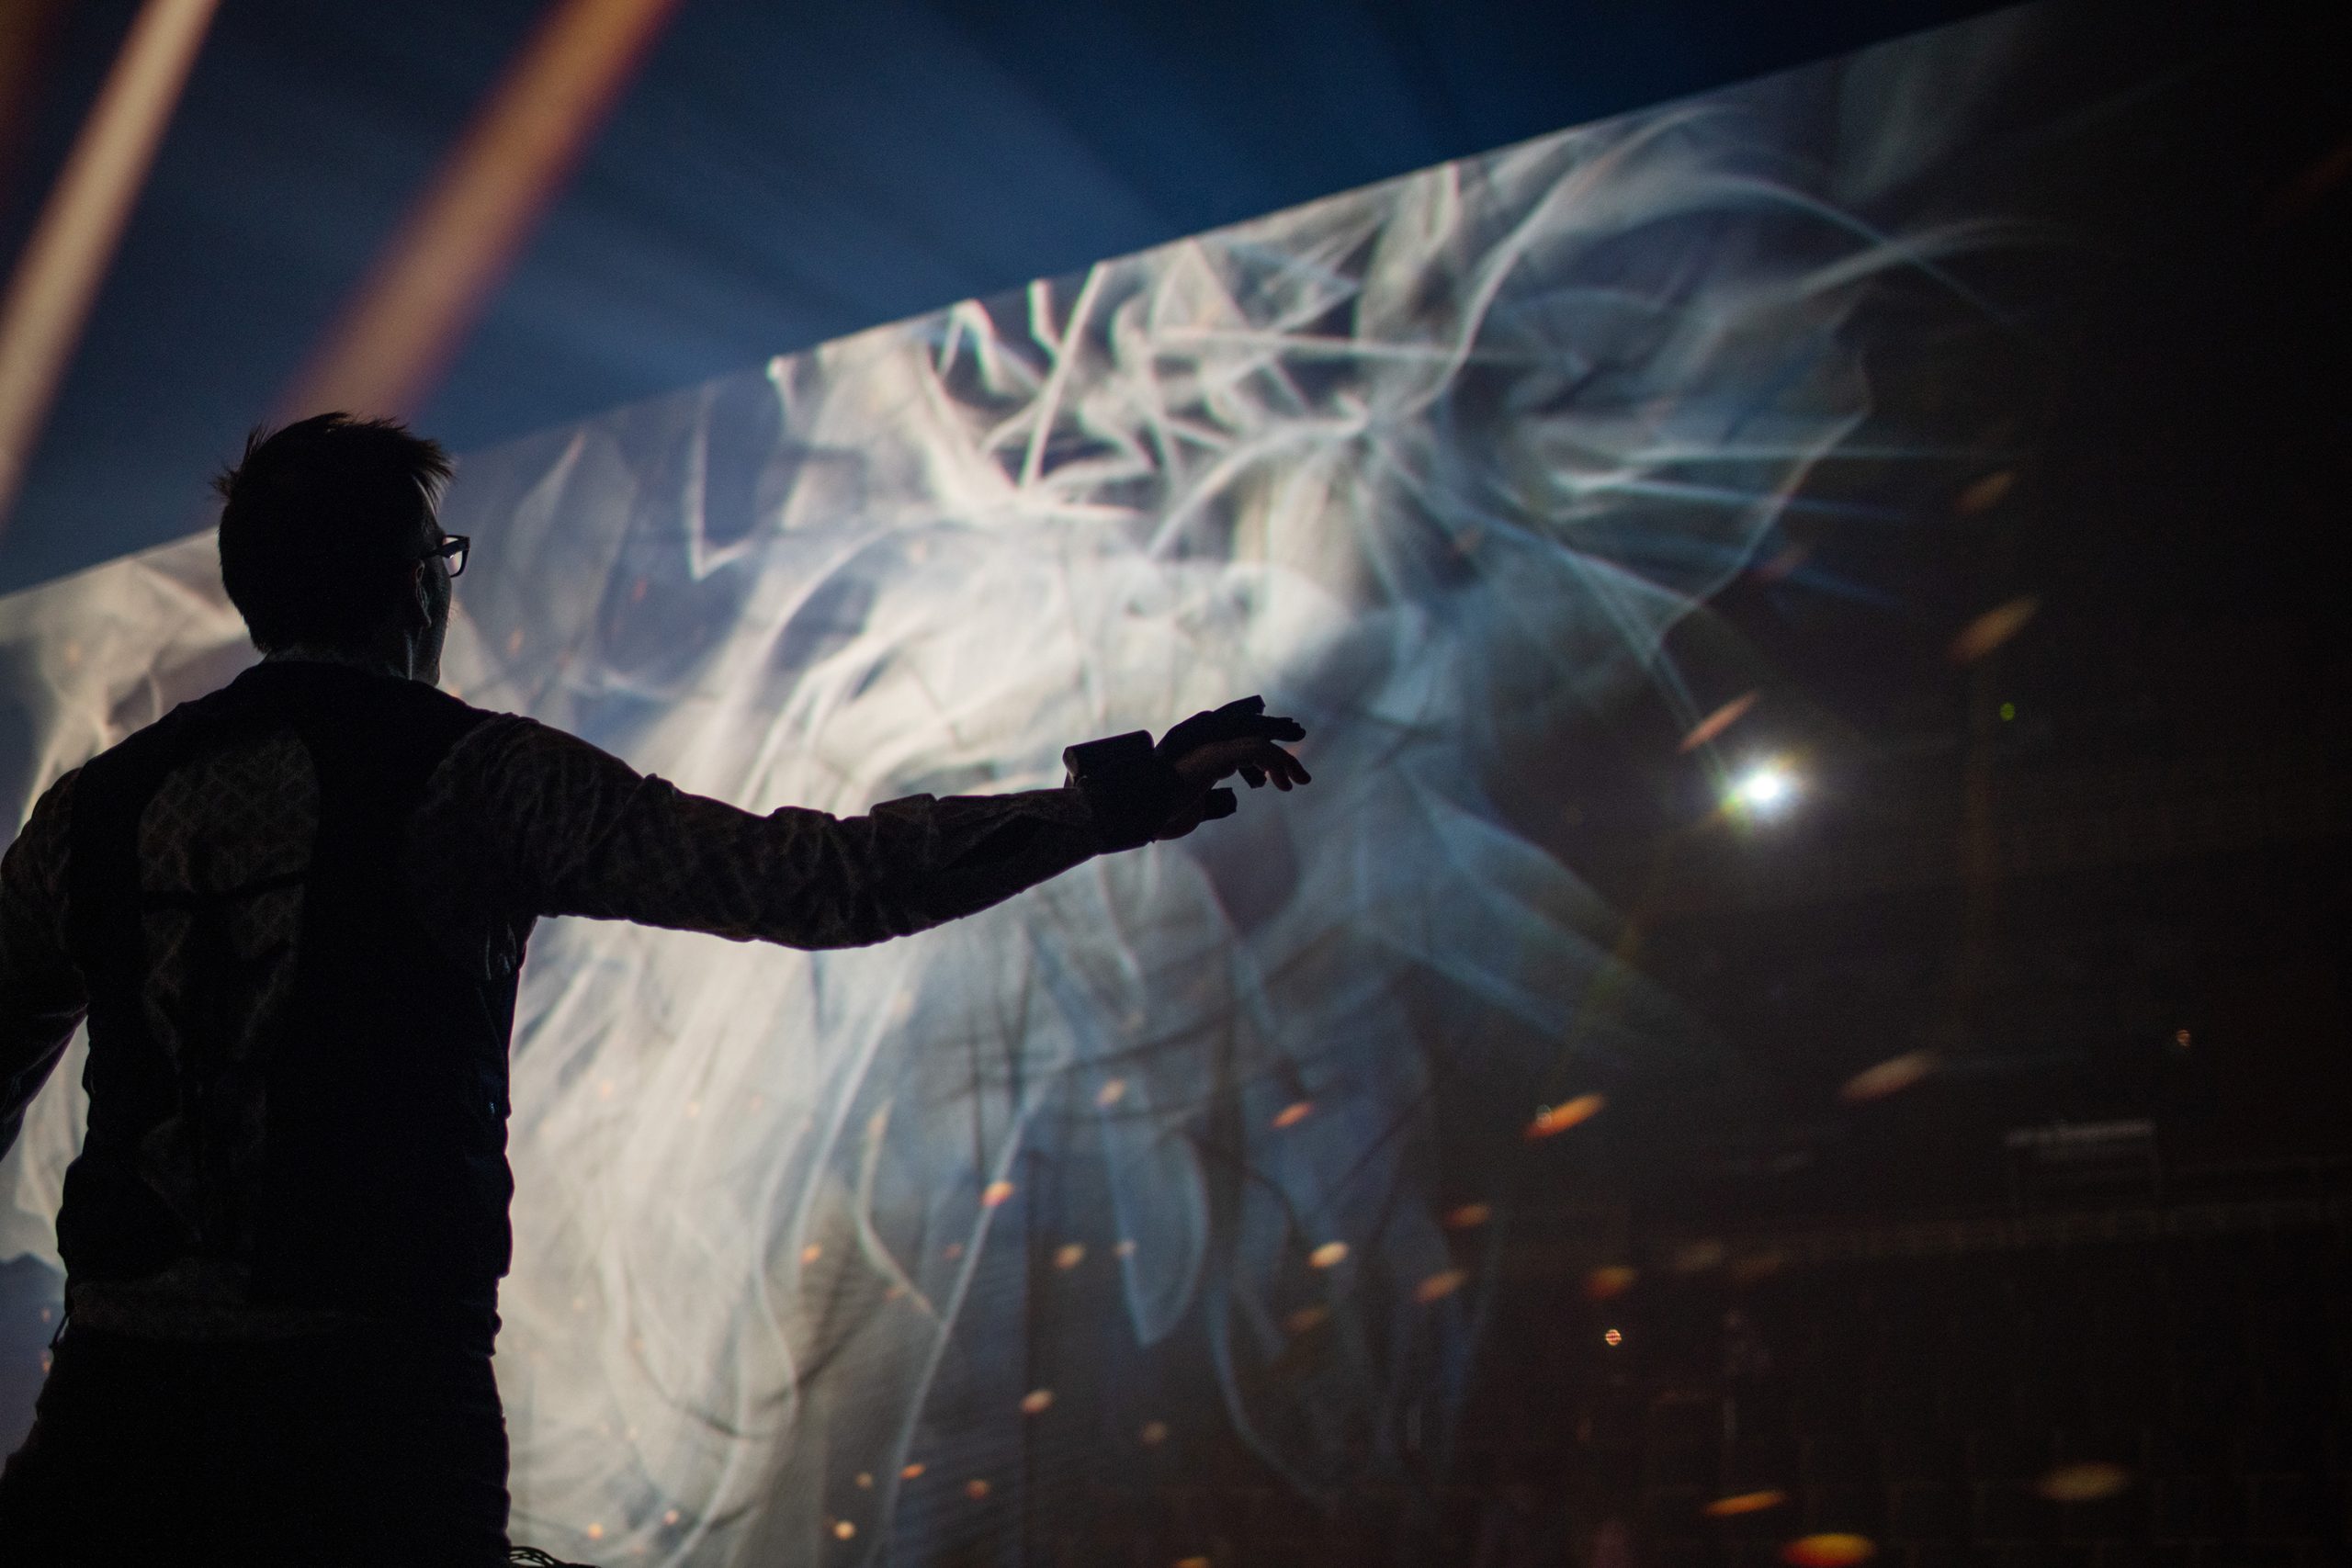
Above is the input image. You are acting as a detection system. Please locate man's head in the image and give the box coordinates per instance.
[214,412,457,677]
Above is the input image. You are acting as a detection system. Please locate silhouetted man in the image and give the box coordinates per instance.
[0,413,1308,1565]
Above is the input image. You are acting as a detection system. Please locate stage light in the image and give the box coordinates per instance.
[1731,761,1798,818]
[279,0,685,420]
[0,0,220,533]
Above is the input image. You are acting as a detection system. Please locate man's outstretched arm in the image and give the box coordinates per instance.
[443,702,1306,949]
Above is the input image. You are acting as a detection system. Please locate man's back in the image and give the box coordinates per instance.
[57,659,514,1332]
[2,655,1121,1340]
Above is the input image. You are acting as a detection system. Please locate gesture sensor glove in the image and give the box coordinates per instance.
[1063,695,1308,851]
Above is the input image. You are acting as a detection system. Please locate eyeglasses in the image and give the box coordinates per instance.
[424,535,470,579]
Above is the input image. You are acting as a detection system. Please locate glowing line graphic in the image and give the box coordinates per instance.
[280,0,684,422]
[0,0,220,536]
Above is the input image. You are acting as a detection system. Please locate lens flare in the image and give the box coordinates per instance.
[1730,761,1797,818]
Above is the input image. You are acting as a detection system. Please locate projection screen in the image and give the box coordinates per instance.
[1,8,2071,1562]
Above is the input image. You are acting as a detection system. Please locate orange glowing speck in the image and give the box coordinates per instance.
[1054,1242,1086,1269]
[1115,1239,1137,1258]
[799,1243,822,1265]
[2037,1461,2131,1502]
[1020,1388,1055,1416]
[1525,1094,1605,1140]
[1954,469,2016,515]
[964,1479,990,1501]
[1284,1305,1331,1334]
[833,1519,855,1540]
[1602,1327,1623,1347]
[1584,1265,1638,1301]
[1679,691,1759,753]
[586,1523,605,1541]
[854,1472,872,1490]
[1841,1051,1937,1103]
[1096,1078,1127,1108]
[1139,1420,1169,1446]
[1308,1241,1349,1269]
[1444,1202,1492,1230]
[1781,1534,1876,1567]
[1671,1239,1726,1274]
[1706,1489,1787,1517]
[1414,1269,1466,1303]
[981,1180,1015,1208]
[1949,595,2040,664]
[900,1462,925,1480]
[1272,1100,1314,1129]
[662,1509,680,1526]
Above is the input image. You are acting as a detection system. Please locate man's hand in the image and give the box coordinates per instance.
[1152,696,1310,839]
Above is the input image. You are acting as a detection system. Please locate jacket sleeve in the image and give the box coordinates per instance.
[0,772,89,1164]
[444,716,1154,949]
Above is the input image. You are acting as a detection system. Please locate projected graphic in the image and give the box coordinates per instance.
[2,11,2056,1563]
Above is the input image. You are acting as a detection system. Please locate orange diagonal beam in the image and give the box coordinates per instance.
[0,0,220,536]
[281,0,686,423]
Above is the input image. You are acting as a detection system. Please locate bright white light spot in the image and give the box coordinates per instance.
[1732,761,1797,816]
